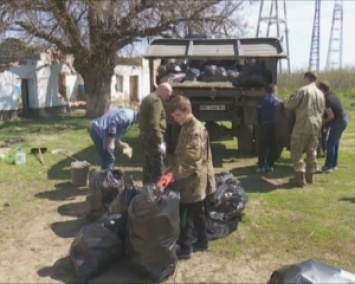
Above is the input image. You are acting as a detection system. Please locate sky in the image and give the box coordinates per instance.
[244,0,355,71]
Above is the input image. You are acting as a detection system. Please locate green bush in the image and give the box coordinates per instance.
[278,68,355,99]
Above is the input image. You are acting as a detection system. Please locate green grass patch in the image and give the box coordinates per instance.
[0,94,354,280]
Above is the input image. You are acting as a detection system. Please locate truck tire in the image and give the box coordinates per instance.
[165,124,181,156]
[238,124,254,155]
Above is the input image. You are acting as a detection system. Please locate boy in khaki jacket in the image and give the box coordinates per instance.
[165,95,216,259]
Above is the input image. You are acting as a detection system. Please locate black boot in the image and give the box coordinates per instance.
[192,240,209,252]
[175,244,193,259]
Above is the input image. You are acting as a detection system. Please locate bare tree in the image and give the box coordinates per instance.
[0,0,256,117]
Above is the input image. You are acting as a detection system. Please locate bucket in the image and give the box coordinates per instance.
[71,161,91,187]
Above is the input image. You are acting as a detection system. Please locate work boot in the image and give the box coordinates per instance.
[289,172,306,188]
[192,240,209,252]
[175,244,193,260]
[305,172,313,184]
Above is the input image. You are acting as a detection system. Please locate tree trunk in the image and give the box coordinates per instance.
[74,56,115,118]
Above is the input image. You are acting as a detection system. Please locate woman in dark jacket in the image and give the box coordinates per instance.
[317,81,348,173]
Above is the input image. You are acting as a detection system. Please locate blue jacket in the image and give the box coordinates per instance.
[256,93,281,124]
[91,108,137,146]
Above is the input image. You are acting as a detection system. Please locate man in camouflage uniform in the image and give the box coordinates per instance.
[166,95,216,259]
[138,82,173,185]
[284,71,325,187]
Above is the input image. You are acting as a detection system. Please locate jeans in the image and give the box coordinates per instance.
[90,129,115,170]
[324,116,348,169]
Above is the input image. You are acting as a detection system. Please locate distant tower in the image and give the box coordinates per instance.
[326,0,344,70]
[308,0,321,72]
[256,0,291,74]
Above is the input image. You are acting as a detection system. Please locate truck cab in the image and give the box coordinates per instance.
[143,37,288,156]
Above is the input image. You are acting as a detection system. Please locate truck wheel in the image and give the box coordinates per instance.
[165,124,181,156]
[252,124,259,155]
[238,124,254,155]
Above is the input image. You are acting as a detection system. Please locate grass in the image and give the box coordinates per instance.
[0,91,354,282]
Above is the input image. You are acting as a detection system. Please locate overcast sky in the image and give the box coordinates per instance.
[245,0,355,71]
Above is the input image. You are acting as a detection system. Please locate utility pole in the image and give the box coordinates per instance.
[308,0,321,72]
[256,0,290,74]
[326,0,344,70]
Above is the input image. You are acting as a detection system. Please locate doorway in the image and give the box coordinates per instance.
[20,79,30,117]
[129,75,139,103]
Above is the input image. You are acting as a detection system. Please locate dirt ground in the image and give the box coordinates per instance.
[0,161,292,284]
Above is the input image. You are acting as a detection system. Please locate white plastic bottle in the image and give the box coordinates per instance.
[15,147,26,165]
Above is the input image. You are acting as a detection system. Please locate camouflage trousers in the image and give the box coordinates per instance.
[140,132,165,185]
[290,127,320,173]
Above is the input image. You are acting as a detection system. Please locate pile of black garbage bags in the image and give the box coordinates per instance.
[158,59,272,88]
[70,170,248,283]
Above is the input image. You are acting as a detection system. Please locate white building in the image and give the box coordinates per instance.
[0,39,151,121]
[110,57,151,104]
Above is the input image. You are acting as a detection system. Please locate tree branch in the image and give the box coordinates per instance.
[50,0,84,50]
[15,20,72,52]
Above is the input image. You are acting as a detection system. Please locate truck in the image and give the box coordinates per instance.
[143,37,288,156]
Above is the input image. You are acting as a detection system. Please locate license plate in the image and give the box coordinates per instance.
[199,105,226,111]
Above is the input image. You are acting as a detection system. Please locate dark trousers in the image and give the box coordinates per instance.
[324,117,348,169]
[179,200,208,248]
[317,125,329,155]
[258,122,277,168]
[140,132,164,184]
[90,129,115,170]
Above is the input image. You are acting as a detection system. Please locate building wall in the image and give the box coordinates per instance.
[0,70,21,111]
[0,56,78,114]
[110,59,150,103]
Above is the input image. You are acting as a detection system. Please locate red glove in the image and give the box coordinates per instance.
[158,172,175,190]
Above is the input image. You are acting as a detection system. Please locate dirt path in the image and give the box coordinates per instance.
[0,160,294,283]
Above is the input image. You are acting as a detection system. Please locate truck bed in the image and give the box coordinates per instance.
[171,81,235,89]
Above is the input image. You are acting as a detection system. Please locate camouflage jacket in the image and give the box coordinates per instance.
[284,82,325,133]
[173,116,216,204]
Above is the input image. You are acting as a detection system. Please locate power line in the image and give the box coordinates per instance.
[256,0,290,74]
[326,0,343,70]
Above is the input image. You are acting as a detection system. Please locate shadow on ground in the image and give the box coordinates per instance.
[211,142,254,168]
[50,217,89,239]
[37,255,146,284]
[35,182,88,201]
[338,197,355,204]
[37,256,76,284]
[231,163,295,193]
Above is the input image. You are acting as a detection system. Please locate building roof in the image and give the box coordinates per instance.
[144,37,288,59]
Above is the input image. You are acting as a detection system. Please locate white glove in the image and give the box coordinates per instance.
[122,146,133,159]
[158,142,166,155]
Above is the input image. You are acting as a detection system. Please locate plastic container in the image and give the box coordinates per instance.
[71,161,91,187]
[15,147,26,165]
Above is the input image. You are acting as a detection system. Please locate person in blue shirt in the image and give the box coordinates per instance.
[256,83,281,173]
[89,108,138,170]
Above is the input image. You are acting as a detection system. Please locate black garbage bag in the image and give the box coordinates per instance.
[204,172,248,240]
[109,175,141,215]
[268,259,355,284]
[89,169,124,207]
[126,185,180,283]
[70,214,125,283]
[232,64,271,88]
[185,67,201,81]
[166,62,182,73]
[201,65,229,82]
[227,70,239,81]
